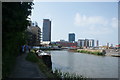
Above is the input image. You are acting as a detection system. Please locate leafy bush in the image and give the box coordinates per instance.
[53,69,86,79]
[26,52,39,63]
[30,49,35,53]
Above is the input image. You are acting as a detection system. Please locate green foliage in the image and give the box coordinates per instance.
[77,50,104,56]
[37,59,54,78]
[53,69,86,80]
[2,2,33,78]
[2,2,33,33]
[26,52,39,63]
[30,49,36,53]
[53,69,62,78]
[26,52,54,78]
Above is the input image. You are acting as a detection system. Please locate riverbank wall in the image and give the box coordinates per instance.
[40,55,52,69]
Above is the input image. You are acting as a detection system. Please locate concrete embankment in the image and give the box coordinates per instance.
[35,51,52,69]
[105,49,120,57]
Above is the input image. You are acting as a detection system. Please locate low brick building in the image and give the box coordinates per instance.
[56,41,77,47]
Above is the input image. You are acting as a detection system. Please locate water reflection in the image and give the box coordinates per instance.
[68,52,74,72]
[50,50,118,78]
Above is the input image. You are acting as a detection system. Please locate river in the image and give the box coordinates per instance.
[48,50,118,78]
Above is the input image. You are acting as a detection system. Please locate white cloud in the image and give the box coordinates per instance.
[44,14,52,20]
[74,13,118,35]
[74,13,108,27]
[33,0,118,2]
[111,17,118,28]
[84,27,112,35]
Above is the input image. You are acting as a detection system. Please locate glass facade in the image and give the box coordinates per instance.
[43,19,51,41]
[69,33,75,42]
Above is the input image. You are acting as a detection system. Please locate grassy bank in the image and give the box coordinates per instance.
[26,51,86,79]
[26,52,54,78]
[77,49,105,56]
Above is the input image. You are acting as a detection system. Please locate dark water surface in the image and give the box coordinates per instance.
[48,50,118,78]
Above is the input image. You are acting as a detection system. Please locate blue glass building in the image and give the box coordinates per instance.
[43,19,51,41]
[69,33,75,42]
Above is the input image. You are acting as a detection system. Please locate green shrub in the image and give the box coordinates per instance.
[30,49,35,53]
[26,52,54,78]
[37,59,54,78]
[97,52,103,55]
[26,52,39,63]
[53,69,86,79]
[87,51,91,54]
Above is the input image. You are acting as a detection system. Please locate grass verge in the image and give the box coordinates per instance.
[77,50,105,56]
[25,52,54,78]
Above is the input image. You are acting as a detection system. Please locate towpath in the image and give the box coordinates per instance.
[9,52,46,78]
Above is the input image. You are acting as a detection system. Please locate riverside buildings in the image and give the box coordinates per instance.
[54,33,77,47]
[43,19,51,42]
[89,39,94,47]
[77,39,85,47]
[96,40,99,47]
[77,39,94,48]
[27,21,41,46]
[56,41,77,47]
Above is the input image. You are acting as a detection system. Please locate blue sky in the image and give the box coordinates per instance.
[31,2,118,46]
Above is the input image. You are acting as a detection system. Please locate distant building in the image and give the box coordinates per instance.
[89,39,94,47]
[43,19,51,42]
[107,43,109,47]
[110,44,113,47]
[78,39,85,47]
[109,44,114,49]
[27,22,41,46]
[56,41,77,47]
[96,40,99,47]
[116,44,120,49]
[107,43,109,49]
[69,33,75,42]
[77,39,94,48]
[60,39,65,42]
[84,39,89,47]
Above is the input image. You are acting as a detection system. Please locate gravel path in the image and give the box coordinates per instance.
[9,53,46,78]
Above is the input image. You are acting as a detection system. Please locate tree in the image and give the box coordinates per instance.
[2,2,33,78]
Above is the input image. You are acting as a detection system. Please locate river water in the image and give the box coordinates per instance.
[48,50,118,78]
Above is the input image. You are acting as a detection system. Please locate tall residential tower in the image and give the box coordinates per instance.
[96,40,99,47]
[43,19,51,42]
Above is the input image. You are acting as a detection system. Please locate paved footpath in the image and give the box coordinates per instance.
[9,53,46,78]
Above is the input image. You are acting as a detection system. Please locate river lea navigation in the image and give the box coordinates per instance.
[48,50,118,78]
